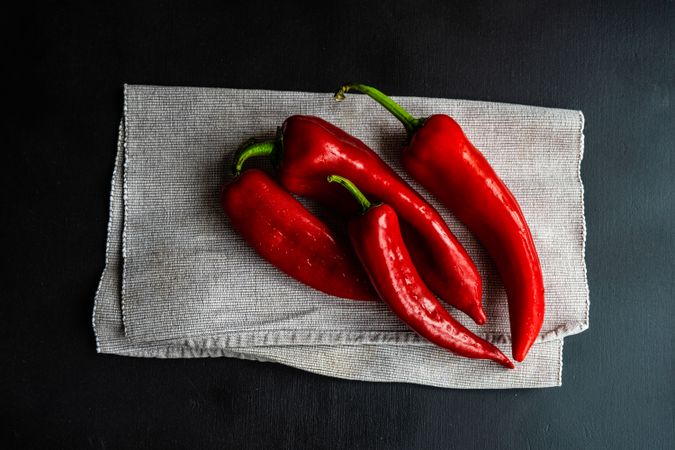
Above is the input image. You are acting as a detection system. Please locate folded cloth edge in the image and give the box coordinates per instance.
[116,85,589,346]
[92,85,590,389]
[91,109,569,389]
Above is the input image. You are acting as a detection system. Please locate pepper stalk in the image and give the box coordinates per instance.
[334,83,425,134]
[326,175,375,214]
[232,128,283,176]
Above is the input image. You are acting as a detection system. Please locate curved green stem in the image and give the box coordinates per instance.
[327,175,372,213]
[232,140,277,176]
[334,83,424,134]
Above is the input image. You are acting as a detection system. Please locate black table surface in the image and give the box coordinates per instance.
[5,1,673,449]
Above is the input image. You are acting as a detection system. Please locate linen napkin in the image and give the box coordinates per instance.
[93,85,588,388]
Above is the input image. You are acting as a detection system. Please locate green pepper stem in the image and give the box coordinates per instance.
[232,140,277,176]
[334,83,423,134]
[327,175,372,213]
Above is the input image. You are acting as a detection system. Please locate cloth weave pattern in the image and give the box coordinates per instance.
[93,85,588,388]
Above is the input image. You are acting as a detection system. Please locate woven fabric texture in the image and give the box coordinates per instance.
[93,85,588,388]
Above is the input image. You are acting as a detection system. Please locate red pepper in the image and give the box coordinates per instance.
[233,117,486,325]
[335,84,545,362]
[327,175,513,368]
[220,168,377,301]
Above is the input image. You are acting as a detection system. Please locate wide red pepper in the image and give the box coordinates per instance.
[233,116,486,324]
[220,168,377,301]
[335,84,545,362]
[327,175,513,368]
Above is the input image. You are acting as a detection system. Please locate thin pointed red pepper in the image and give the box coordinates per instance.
[220,167,377,301]
[233,118,486,325]
[327,175,513,368]
[335,83,545,362]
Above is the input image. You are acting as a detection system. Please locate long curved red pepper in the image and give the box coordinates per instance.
[220,168,377,301]
[335,84,545,361]
[327,175,513,368]
[234,117,486,324]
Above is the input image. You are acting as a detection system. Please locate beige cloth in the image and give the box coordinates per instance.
[93,85,588,388]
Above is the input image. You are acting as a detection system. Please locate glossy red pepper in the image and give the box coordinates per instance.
[335,84,545,362]
[220,168,377,301]
[233,117,486,324]
[327,175,513,368]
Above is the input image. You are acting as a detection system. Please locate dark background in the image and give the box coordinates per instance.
[4,1,673,448]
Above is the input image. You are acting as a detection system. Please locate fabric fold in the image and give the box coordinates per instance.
[93,85,588,388]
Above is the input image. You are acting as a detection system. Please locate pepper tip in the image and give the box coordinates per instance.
[513,339,535,362]
[490,346,515,369]
[472,307,487,325]
[497,352,515,369]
